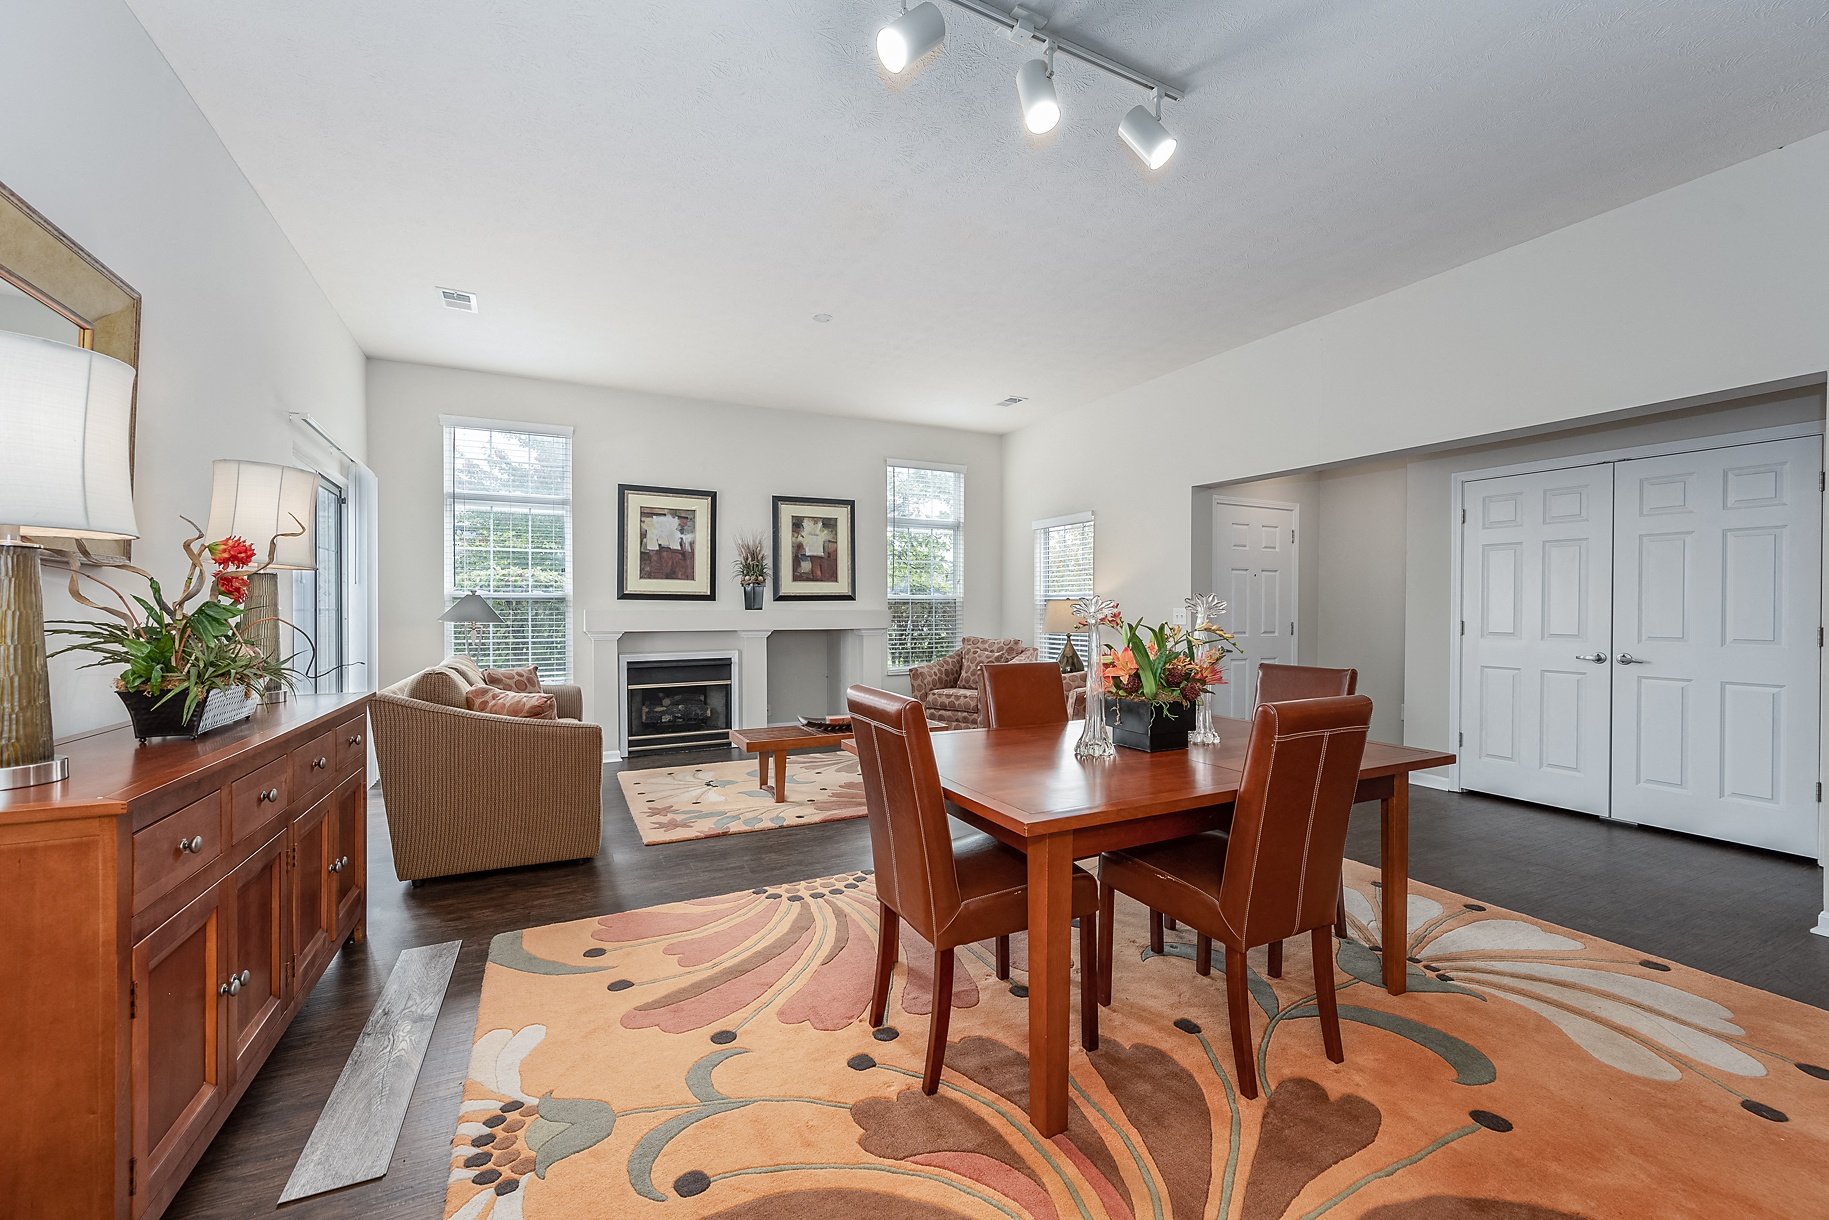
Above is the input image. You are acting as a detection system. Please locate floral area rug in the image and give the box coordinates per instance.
[445,860,1829,1218]
[616,751,865,845]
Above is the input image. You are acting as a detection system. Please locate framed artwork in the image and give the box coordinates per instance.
[618,484,717,600]
[772,495,856,601]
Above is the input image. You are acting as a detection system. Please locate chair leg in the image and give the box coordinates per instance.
[1163,914,1178,930]
[1097,883,1115,1007]
[994,934,1011,981]
[1267,939,1284,979]
[1195,933,1212,977]
[1335,883,1348,940]
[923,947,955,1094]
[1224,945,1259,1100]
[1312,926,1344,1063]
[1079,910,1099,1051]
[869,902,899,1027]
[1149,909,1165,954]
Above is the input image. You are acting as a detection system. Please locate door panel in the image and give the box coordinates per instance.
[332,772,366,940]
[132,887,225,1214]
[226,828,290,1079]
[1610,437,1822,853]
[292,792,336,989]
[1459,465,1614,816]
[1212,500,1296,718]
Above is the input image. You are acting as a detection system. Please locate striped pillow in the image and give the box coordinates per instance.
[465,685,558,719]
[483,665,543,694]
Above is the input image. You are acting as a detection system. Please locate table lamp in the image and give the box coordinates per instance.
[0,331,139,789]
[1043,597,1086,673]
[205,459,317,703]
[439,591,502,658]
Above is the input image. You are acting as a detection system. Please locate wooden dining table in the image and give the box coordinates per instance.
[917,716,1455,1137]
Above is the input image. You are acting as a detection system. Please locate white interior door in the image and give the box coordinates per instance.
[1212,500,1296,718]
[1610,437,1822,854]
[1459,465,1615,816]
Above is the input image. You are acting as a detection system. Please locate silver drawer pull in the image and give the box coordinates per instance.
[312,755,329,769]
[347,734,363,746]
[259,787,280,802]
[178,834,205,854]
[329,856,350,874]
[221,974,240,997]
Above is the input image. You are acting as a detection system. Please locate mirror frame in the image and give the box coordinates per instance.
[0,178,142,561]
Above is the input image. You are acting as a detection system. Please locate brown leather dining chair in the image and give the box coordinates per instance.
[848,684,1103,1093]
[980,660,1069,729]
[1095,695,1372,1099]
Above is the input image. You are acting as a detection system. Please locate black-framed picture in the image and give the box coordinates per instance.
[772,495,856,601]
[618,484,717,600]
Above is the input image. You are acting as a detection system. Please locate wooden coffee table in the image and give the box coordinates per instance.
[728,724,853,803]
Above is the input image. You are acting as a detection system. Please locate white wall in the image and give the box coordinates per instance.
[366,360,1003,717]
[3,0,367,741]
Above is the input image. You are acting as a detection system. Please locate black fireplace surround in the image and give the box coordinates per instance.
[625,656,733,755]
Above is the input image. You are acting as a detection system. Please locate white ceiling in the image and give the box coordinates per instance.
[125,0,1829,433]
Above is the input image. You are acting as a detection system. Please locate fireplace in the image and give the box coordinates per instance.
[623,654,735,755]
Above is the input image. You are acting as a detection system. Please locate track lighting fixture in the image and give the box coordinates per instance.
[876,2,946,74]
[1118,87,1177,169]
[1015,46,1059,135]
[875,0,1184,167]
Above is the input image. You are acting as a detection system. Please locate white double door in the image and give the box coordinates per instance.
[1460,436,1822,855]
[1212,500,1297,719]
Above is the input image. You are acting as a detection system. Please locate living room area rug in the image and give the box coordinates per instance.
[617,752,866,845]
[445,860,1829,1218]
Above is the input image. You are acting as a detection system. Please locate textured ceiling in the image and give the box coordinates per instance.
[124,0,1829,432]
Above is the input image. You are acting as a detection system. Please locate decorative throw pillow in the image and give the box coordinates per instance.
[465,684,558,719]
[483,665,543,693]
[957,637,1024,689]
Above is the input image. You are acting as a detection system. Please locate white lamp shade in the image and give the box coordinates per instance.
[0,331,139,539]
[205,459,318,570]
[1016,58,1061,135]
[876,1,945,73]
[1119,103,1177,170]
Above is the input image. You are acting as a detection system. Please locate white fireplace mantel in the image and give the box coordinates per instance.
[583,606,892,760]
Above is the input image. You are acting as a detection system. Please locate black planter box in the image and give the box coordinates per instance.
[118,687,258,744]
[1105,698,1194,752]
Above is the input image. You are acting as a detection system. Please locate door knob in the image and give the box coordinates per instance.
[1576,652,1607,664]
[1616,652,1647,665]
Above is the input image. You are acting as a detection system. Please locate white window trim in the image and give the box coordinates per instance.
[1033,511,1095,663]
[439,412,575,438]
[886,459,967,675]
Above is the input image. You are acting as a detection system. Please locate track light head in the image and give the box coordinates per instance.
[877,2,946,74]
[1118,89,1177,169]
[1015,52,1059,135]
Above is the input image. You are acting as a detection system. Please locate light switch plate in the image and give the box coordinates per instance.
[1171,608,1188,626]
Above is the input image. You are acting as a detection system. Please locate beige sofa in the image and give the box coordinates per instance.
[369,656,601,882]
[909,637,1085,727]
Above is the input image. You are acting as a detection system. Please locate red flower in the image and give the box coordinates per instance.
[216,574,249,605]
[209,536,256,569]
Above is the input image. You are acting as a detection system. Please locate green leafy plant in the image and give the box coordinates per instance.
[48,519,302,722]
[1092,603,1242,709]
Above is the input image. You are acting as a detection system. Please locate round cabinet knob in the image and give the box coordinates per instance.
[178,835,205,854]
[239,969,251,986]
[260,787,279,802]
[329,858,342,873]
[339,855,350,869]
[222,975,241,996]
[313,755,328,769]
[348,734,364,746]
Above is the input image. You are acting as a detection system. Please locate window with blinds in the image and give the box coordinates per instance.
[1034,513,1094,662]
[443,421,574,682]
[887,461,965,671]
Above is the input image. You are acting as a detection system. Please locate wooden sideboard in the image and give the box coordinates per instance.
[0,693,372,1219]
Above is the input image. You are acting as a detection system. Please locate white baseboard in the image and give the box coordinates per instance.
[603,750,623,764]
[1813,911,1829,939]
[1409,772,1459,793]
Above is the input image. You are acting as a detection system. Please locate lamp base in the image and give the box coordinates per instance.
[1058,637,1085,674]
[0,754,68,791]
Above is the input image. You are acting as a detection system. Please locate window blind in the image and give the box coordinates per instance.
[443,423,574,682]
[887,461,965,671]
[1033,514,1094,662]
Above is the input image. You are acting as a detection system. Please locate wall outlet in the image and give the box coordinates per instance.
[1171,609,1188,626]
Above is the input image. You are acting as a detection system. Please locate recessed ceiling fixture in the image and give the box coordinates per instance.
[438,287,478,312]
[875,0,1183,168]
[995,395,1028,407]
[813,313,833,322]
[876,2,946,74]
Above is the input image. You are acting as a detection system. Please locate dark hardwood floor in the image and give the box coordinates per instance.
[167,751,1829,1218]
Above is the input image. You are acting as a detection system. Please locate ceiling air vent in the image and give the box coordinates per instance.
[995,395,1028,408]
[438,287,478,313]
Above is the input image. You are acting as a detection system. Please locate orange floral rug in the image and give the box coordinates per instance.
[445,861,1829,1218]
[616,752,865,844]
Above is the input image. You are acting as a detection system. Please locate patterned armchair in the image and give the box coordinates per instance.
[909,636,1083,728]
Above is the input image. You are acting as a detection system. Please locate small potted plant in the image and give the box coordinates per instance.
[49,520,302,742]
[1094,605,1240,752]
[733,531,769,610]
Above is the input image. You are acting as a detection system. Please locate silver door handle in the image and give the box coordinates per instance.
[1576,652,1607,664]
[1616,652,1647,665]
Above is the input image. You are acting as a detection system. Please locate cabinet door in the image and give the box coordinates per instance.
[291,792,337,991]
[132,887,226,1215]
[331,771,366,940]
[225,828,291,1080]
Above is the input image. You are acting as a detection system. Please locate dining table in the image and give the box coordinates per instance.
[908,715,1455,1137]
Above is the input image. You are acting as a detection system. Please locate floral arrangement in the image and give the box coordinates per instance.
[49,519,301,722]
[732,531,770,587]
[1082,601,1241,709]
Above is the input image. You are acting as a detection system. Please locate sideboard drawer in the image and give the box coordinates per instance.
[230,757,290,841]
[291,729,338,801]
[335,715,367,773]
[133,793,223,908]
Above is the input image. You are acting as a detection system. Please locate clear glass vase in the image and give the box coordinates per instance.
[1072,596,1116,760]
[1188,687,1222,745]
[1185,593,1227,745]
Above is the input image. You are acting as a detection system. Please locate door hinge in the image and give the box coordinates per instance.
[1290,527,1296,543]
[1819,626,1824,648]
[1819,471,1825,492]
[1459,619,1466,636]
[1458,731,1465,747]
[1817,782,1822,803]
[128,980,136,1020]
[128,1156,136,1197]
[1461,507,1467,523]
